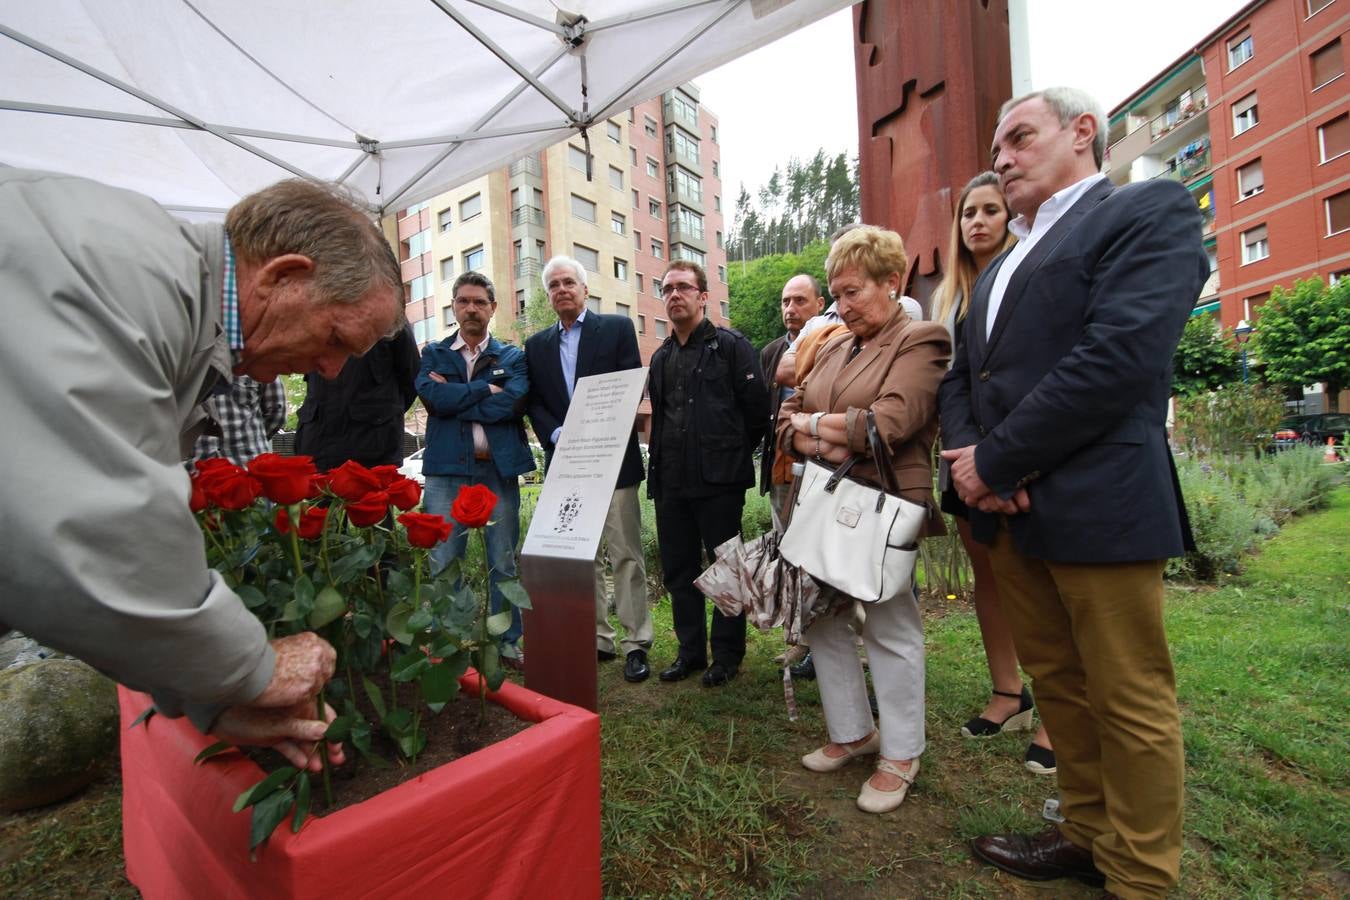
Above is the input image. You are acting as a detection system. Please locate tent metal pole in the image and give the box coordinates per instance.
[591,0,740,114]
[460,0,567,33]
[0,24,322,183]
[426,0,579,121]
[379,120,570,150]
[587,0,725,32]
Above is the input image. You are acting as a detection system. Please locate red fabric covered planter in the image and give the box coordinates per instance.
[119,672,600,899]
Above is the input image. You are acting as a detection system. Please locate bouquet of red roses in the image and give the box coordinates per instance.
[190,454,529,846]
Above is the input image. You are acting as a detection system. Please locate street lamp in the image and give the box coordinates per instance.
[1235,319,1254,383]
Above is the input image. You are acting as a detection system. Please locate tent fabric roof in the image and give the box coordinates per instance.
[1,0,854,216]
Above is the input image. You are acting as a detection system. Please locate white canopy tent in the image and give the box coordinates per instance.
[0,0,854,217]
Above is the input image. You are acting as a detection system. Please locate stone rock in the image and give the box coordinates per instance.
[0,658,118,812]
[0,632,58,670]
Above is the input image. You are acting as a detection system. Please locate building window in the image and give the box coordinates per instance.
[437,209,453,233]
[636,273,644,292]
[410,273,434,302]
[614,258,628,281]
[720,300,730,319]
[568,144,589,173]
[671,91,698,125]
[515,289,526,316]
[1227,28,1253,70]
[650,238,664,259]
[718,265,727,283]
[1233,92,1258,135]
[655,318,669,339]
[616,301,631,318]
[443,306,456,328]
[407,228,432,258]
[570,194,597,224]
[714,194,721,212]
[1319,113,1350,162]
[1308,0,1334,16]
[644,116,658,139]
[672,244,705,266]
[459,193,482,222]
[716,230,723,249]
[638,314,646,334]
[635,230,642,250]
[1243,292,1270,320]
[1241,224,1269,264]
[463,245,485,272]
[574,244,600,273]
[411,317,433,344]
[1330,268,1350,285]
[667,126,700,163]
[607,120,621,143]
[439,257,454,282]
[653,278,661,297]
[710,124,718,143]
[674,205,704,241]
[712,160,720,178]
[611,212,626,235]
[646,157,660,178]
[1326,190,1350,235]
[1236,159,1264,199]
[586,296,601,314]
[1311,38,1344,90]
[668,165,703,203]
[607,165,623,191]
[649,198,662,219]
[629,146,637,166]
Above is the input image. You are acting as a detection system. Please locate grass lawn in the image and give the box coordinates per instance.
[2,489,1346,898]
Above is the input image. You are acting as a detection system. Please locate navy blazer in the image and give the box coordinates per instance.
[523,312,645,489]
[938,178,1209,563]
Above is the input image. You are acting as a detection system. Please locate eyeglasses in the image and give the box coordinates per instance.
[660,283,700,298]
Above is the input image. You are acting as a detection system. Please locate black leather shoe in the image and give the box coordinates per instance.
[789,650,816,680]
[701,662,738,687]
[623,649,650,683]
[597,649,618,662]
[970,825,1104,886]
[658,657,706,682]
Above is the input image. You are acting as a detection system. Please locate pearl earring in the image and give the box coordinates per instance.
[888,290,897,300]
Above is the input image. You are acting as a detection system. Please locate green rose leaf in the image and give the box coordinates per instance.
[385,603,415,646]
[250,788,295,850]
[307,585,346,628]
[193,741,235,765]
[291,772,311,834]
[232,766,298,814]
[351,610,374,639]
[361,676,387,721]
[497,579,532,610]
[486,609,514,637]
[407,607,434,633]
[236,584,267,610]
[324,715,353,742]
[391,650,430,682]
[419,662,459,713]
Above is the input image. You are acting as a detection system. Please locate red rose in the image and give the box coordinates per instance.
[328,461,382,501]
[248,453,317,506]
[346,491,390,528]
[200,466,261,510]
[386,476,422,511]
[371,465,402,487]
[450,484,497,528]
[274,507,293,535]
[397,512,454,549]
[189,477,208,513]
[308,473,330,499]
[297,506,328,541]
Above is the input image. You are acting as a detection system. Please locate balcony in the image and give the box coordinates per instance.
[511,205,544,227]
[1153,139,1211,185]
[668,220,706,251]
[509,155,542,177]
[514,258,541,280]
[1107,88,1208,177]
[666,180,703,213]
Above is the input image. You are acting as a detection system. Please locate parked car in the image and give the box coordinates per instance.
[1269,413,1350,451]
[399,448,424,484]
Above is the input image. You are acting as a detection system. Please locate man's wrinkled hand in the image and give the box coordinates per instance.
[212,700,345,772]
[427,371,448,384]
[250,632,336,709]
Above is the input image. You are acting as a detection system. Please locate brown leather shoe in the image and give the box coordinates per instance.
[970,825,1104,886]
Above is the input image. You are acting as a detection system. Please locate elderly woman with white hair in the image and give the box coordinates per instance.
[776,225,950,813]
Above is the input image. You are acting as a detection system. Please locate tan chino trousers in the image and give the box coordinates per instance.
[595,485,653,656]
[987,524,1184,900]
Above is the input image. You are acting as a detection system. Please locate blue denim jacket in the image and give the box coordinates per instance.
[416,333,535,478]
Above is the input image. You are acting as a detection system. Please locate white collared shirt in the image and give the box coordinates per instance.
[985,173,1106,338]
[451,330,492,457]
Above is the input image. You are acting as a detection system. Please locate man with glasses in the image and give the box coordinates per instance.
[648,261,768,687]
[418,271,535,670]
[524,256,653,683]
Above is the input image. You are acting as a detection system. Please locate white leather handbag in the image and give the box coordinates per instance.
[779,412,926,604]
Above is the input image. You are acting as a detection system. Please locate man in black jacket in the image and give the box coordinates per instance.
[525,256,653,683]
[295,324,419,471]
[649,261,768,687]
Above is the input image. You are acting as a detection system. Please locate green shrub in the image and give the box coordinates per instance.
[1174,383,1284,458]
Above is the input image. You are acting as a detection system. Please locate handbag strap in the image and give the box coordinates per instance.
[864,410,902,496]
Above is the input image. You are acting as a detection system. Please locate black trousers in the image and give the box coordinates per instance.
[655,489,747,667]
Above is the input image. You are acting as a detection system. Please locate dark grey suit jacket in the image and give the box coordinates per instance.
[938,177,1209,563]
[524,312,645,489]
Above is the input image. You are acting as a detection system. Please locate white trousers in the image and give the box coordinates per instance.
[806,587,925,760]
[595,486,653,655]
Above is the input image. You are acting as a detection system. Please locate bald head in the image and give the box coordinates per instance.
[780,273,825,338]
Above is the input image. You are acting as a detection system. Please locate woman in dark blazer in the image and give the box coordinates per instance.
[776,226,950,814]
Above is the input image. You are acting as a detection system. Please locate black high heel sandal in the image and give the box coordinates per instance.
[961,685,1034,738]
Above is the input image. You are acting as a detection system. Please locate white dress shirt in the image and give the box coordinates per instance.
[452,331,492,457]
[985,173,1106,339]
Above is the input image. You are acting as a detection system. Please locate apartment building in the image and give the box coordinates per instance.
[388,83,729,379]
[1105,0,1348,409]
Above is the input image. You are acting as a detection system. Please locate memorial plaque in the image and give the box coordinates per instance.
[521,368,648,711]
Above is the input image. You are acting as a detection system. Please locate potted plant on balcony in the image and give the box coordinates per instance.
[119,457,601,899]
